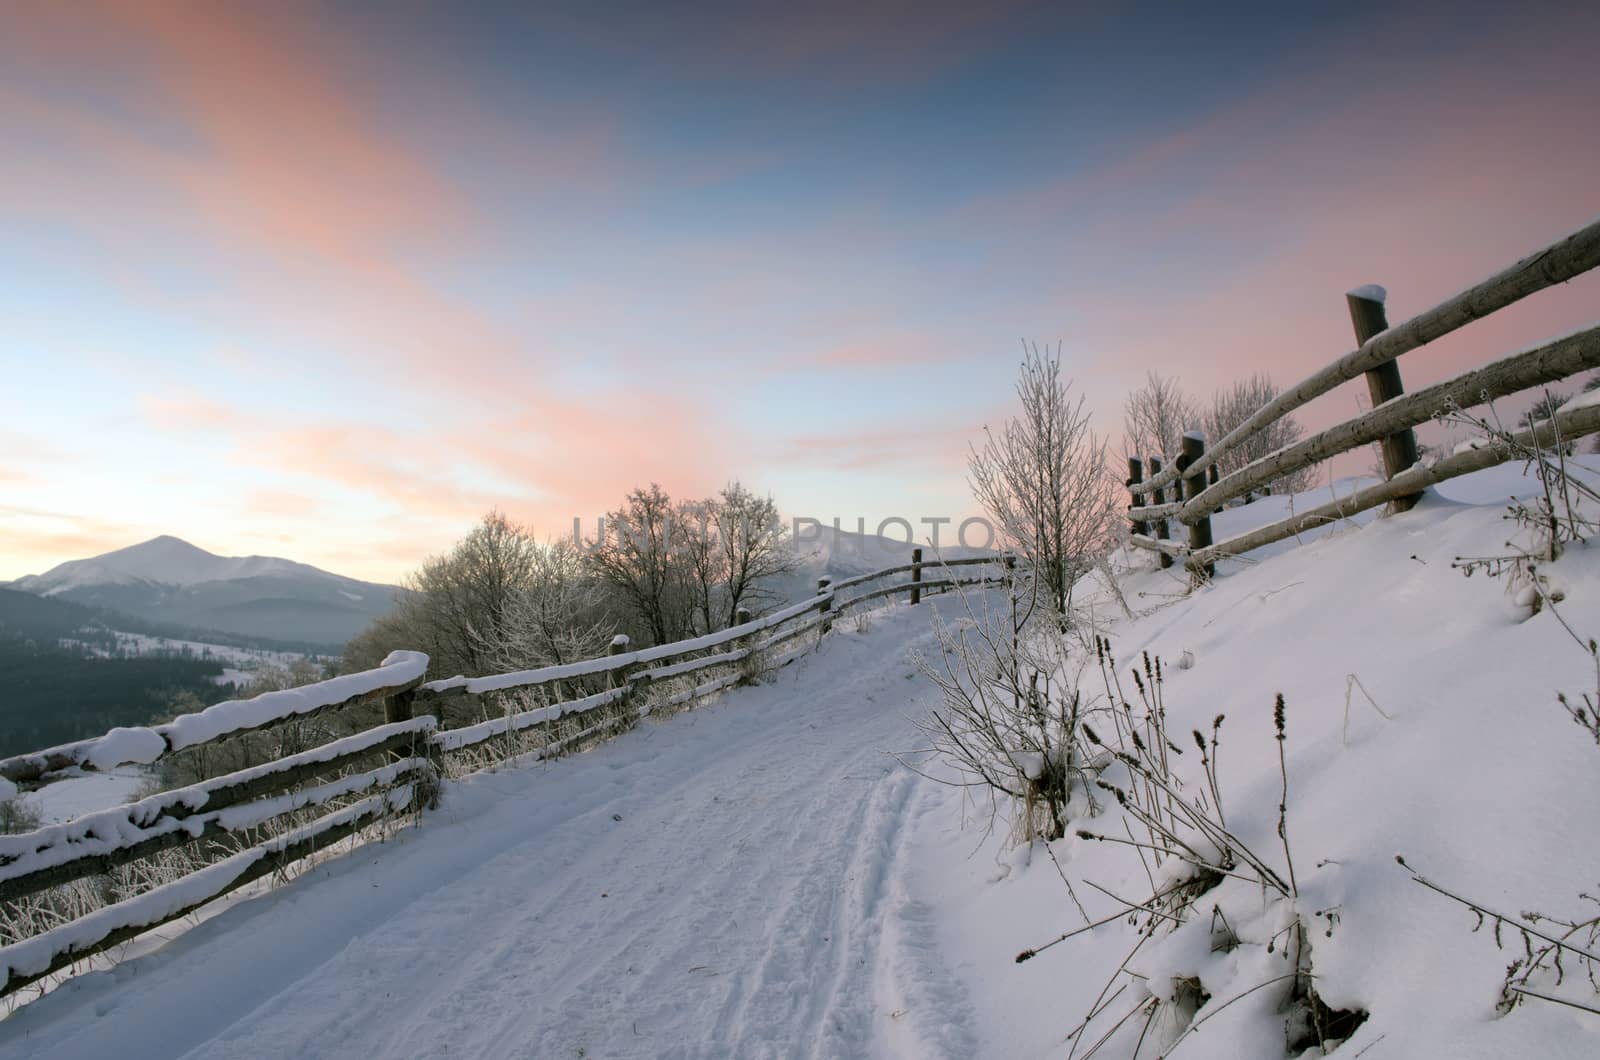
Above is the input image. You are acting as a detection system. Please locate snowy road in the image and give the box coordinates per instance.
[0,607,977,1059]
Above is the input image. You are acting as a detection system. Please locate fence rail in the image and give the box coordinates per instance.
[0,549,1006,998]
[1125,216,1600,576]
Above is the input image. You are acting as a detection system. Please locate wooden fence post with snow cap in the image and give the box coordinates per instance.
[1148,456,1174,570]
[607,634,630,690]
[1348,284,1424,512]
[910,547,923,605]
[1126,458,1148,540]
[818,576,834,634]
[1177,432,1216,578]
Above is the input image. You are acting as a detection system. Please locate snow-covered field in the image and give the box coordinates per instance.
[13,768,151,827]
[58,629,325,690]
[2,463,1597,1057]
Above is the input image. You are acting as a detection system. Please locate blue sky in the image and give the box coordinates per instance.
[2,1,1597,581]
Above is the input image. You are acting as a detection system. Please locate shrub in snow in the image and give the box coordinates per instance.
[1010,645,1368,1056]
[910,568,1104,843]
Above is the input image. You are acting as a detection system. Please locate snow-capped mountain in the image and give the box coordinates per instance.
[7,536,401,648]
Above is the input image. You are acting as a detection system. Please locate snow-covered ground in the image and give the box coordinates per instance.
[0,607,973,1059]
[14,768,151,826]
[2,463,1598,1057]
[904,462,1600,1058]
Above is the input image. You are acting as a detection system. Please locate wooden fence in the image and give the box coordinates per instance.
[1126,217,1600,577]
[0,551,1005,998]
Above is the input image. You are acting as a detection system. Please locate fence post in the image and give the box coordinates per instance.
[383,688,416,763]
[607,633,630,690]
[384,688,414,727]
[1347,286,1423,512]
[1178,432,1215,579]
[1148,456,1173,570]
[910,547,923,605]
[1126,457,1148,540]
[818,576,833,634]
[1207,464,1220,487]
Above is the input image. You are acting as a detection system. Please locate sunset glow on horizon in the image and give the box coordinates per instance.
[4,1,1598,583]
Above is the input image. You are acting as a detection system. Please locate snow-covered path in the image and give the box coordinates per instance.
[0,608,976,1060]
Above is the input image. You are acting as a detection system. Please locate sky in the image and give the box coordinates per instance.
[2,0,1598,585]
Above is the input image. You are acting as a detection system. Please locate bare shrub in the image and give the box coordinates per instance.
[911,568,1099,843]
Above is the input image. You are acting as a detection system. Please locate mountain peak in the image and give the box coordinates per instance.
[7,536,402,647]
[16,535,314,592]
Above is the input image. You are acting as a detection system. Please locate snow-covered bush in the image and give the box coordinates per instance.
[1017,648,1367,1057]
[912,567,1102,842]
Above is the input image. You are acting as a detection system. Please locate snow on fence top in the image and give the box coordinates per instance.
[420,593,832,696]
[0,717,437,882]
[0,650,430,787]
[156,650,428,751]
[418,559,1005,699]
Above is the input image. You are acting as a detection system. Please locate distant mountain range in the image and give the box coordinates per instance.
[5,536,401,649]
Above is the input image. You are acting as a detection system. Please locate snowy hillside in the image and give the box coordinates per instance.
[909,462,1600,1058]
[2,465,1597,1057]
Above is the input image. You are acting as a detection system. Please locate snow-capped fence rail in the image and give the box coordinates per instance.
[1125,216,1600,576]
[0,552,1006,999]
[407,553,1006,748]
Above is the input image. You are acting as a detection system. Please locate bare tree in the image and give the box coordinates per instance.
[1123,370,1199,464]
[342,511,545,679]
[588,484,695,646]
[404,511,544,676]
[475,537,614,671]
[1203,373,1319,496]
[969,342,1119,618]
[676,497,726,636]
[712,483,795,626]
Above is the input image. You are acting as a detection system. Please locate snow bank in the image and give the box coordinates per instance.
[911,459,1600,1058]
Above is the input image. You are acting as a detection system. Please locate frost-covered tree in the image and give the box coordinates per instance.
[712,483,795,627]
[1122,370,1199,464]
[969,342,1118,617]
[1203,373,1318,496]
[344,511,555,679]
[403,511,545,676]
[588,484,696,646]
[675,483,794,635]
[474,537,613,671]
